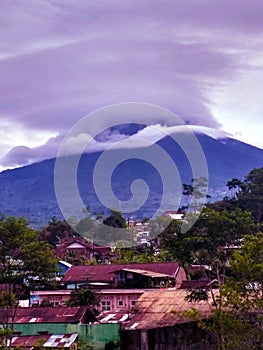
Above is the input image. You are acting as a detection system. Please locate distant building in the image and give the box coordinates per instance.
[61,262,186,290]
[162,210,184,220]
[55,237,112,264]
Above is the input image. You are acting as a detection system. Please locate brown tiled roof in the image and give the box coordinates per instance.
[124,289,218,330]
[0,306,88,324]
[61,262,180,283]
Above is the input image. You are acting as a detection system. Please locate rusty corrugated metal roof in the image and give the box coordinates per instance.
[61,262,180,283]
[0,306,88,324]
[179,279,211,289]
[124,289,218,330]
[10,333,78,348]
[115,268,170,278]
[97,311,130,323]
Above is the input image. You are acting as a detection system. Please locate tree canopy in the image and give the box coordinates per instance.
[0,216,58,346]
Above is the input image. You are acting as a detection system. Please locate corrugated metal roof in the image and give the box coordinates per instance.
[10,333,78,348]
[0,306,88,324]
[179,280,211,289]
[61,262,180,283]
[124,289,218,330]
[116,268,170,278]
[97,311,130,324]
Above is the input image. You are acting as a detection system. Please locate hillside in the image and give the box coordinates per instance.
[0,133,262,227]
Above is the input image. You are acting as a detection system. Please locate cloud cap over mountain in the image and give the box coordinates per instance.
[0,0,263,169]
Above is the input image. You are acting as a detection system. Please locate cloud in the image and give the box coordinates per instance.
[0,124,229,168]
[0,0,263,169]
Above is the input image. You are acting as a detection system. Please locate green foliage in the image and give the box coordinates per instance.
[201,309,262,350]
[171,308,201,322]
[235,167,263,223]
[229,233,263,291]
[67,288,99,307]
[0,216,58,289]
[41,218,78,246]
[185,288,209,302]
[222,233,263,319]
[194,233,263,349]
[77,340,95,350]
[116,245,160,263]
[182,308,201,321]
[74,208,132,246]
[0,215,58,347]
[103,209,127,228]
[160,208,255,279]
[148,216,176,239]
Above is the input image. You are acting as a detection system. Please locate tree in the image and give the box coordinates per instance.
[116,245,160,263]
[183,177,210,213]
[66,288,99,307]
[223,233,263,334]
[160,208,255,281]
[199,233,263,350]
[0,216,58,347]
[236,167,263,223]
[41,218,78,246]
[103,209,127,228]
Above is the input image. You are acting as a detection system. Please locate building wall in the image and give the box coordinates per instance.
[99,292,141,312]
[13,323,120,350]
[30,290,143,311]
[175,267,187,288]
[121,324,213,350]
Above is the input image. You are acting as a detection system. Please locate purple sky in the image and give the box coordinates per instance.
[0,0,263,170]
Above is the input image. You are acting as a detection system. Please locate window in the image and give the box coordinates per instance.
[52,301,60,307]
[118,300,124,307]
[130,300,136,307]
[101,300,111,311]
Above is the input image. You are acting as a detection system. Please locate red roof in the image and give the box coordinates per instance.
[61,262,180,284]
[10,333,78,348]
[0,306,88,324]
[55,237,111,258]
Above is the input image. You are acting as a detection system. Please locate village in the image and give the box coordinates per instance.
[1,172,263,350]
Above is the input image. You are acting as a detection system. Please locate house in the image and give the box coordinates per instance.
[61,262,186,289]
[30,288,153,312]
[113,267,178,289]
[57,261,73,277]
[0,306,120,348]
[0,306,93,325]
[162,211,184,221]
[30,290,72,307]
[122,289,218,350]
[55,237,112,264]
[179,279,213,289]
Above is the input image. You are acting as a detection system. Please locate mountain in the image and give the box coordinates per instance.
[0,133,263,228]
